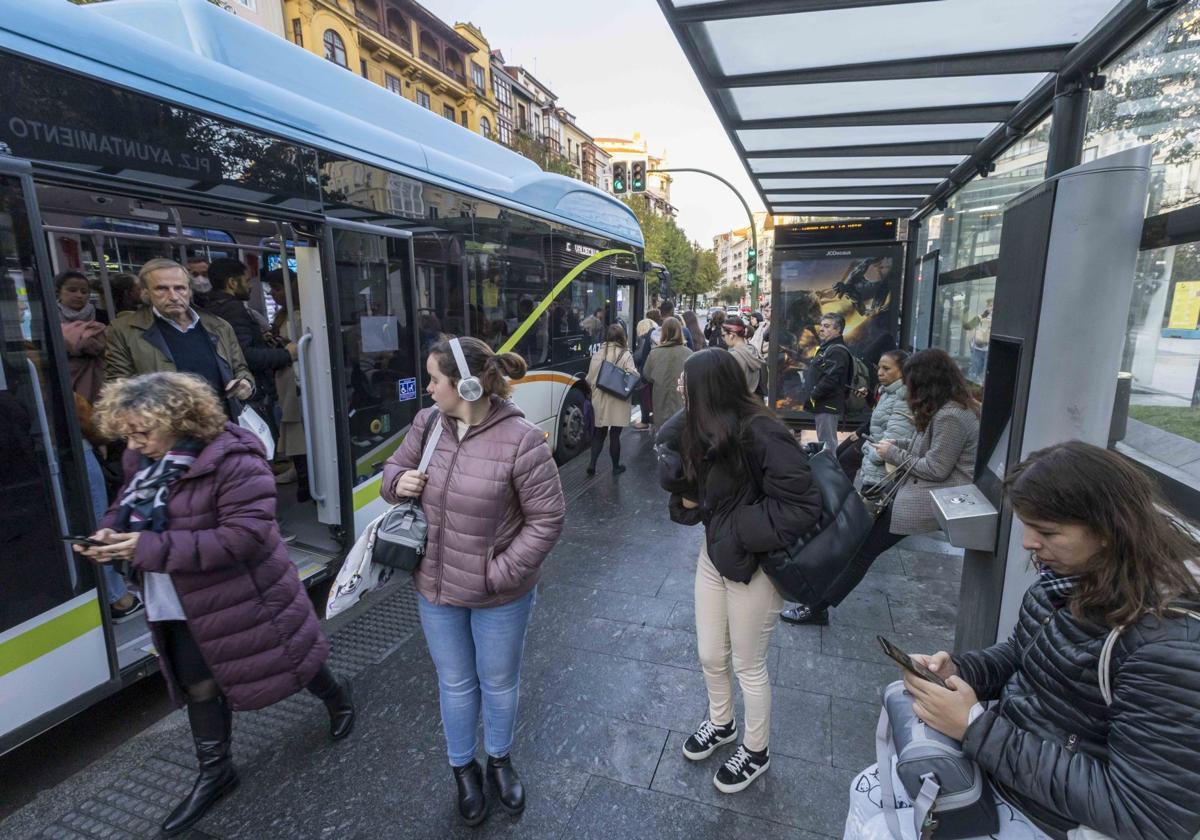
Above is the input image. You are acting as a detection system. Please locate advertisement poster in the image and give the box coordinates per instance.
[769,244,903,422]
[1165,280,1200,336]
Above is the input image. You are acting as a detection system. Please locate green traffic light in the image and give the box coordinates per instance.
[748,249,756,257]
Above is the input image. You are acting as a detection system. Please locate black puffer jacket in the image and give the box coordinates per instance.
[656,410,821,583]
[955,584,1200,840]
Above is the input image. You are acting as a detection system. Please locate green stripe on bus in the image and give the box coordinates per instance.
[0,599,102,678]
[499,249,635,354]
[354,473,384,511]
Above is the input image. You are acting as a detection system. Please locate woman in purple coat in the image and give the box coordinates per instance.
[79,372,354,837]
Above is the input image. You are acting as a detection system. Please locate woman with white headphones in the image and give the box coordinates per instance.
[382,336,566,827]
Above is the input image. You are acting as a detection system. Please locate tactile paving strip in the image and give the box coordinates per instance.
[34,581,420,839]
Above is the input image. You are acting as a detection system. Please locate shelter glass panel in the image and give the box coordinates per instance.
[739,124,998,153]
[1084,1,1200,217]
[728,74,1047,122]
[700,0,1114,76]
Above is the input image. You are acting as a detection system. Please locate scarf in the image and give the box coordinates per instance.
[115,440,204,533]
[58,300,96,323]
[1035,558,1079,609]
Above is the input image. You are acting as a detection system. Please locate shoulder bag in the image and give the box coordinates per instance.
[596,346,640,399]
[372,411,445,571]
[758,446,874,606]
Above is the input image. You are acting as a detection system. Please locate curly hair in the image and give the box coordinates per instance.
[95,372,227,444]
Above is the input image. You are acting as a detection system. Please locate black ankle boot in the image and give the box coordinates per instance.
[161,696,239,837]
[453,760,488,826]
[486,754,525,816]
[308,668,355,740]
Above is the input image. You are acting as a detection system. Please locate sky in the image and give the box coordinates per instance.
[427,0,765,247]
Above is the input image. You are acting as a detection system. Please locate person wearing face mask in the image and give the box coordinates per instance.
[381,337,565,827]
[55,270,107,403]
[845,441,1200,840]
[203,259,296,428]
[186,256,212,309]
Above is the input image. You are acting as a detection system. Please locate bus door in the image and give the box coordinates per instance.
[614,278,641,340]
[313,221,422,539]
[0,160,113,753]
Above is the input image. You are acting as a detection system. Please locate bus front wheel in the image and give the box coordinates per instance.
[555,388,589,463]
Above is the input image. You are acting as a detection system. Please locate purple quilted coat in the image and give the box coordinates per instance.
[101,423,329,710]
[381,398,565,608]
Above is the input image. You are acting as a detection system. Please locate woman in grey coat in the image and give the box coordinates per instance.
[854,349,915,493]
[782,348,978,626]
[640,317,692,433]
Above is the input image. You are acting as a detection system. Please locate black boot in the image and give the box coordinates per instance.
[307,666,355,740]
[486,754,525,816]
[161,696,239,837]
[453,760,488,826]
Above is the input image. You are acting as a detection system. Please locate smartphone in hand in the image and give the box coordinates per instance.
[877,635,950,689]
[61,535,106,548]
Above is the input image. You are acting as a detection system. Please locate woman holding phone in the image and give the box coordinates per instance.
[79,372,353,837]
[845,441,1200,840]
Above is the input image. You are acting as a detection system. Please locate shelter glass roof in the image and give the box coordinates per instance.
[659,0,1126,218]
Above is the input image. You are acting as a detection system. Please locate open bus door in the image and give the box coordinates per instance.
[298,221,422,543]
[0,158,116,754]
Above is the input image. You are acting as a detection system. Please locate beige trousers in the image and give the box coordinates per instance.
[694,544,784,751]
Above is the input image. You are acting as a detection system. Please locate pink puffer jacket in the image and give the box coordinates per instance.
[381,397,565,608]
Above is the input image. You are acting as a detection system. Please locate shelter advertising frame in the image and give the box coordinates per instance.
[768,238,904,427]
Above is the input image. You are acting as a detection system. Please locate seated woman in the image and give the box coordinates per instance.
[783,348,978,626]
[845,441,1200,840]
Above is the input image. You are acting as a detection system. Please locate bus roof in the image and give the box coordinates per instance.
[0,0,643,247]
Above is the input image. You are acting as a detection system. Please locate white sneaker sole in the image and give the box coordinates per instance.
[681,730,737,761]
[713,757,769,793]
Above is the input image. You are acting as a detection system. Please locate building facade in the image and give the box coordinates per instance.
[594,133,674,215]
[282,0,496,137]
[713,213,800,305]
[226,0,286,37]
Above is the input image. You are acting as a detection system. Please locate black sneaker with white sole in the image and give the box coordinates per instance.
[713,744,770,793]
[682,718,737,761]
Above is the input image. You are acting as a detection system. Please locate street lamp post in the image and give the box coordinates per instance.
[647,167,760,306]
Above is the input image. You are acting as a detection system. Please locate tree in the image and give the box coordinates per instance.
[503,131,576,177]
[621,195,698,303]
[716,285,743,305]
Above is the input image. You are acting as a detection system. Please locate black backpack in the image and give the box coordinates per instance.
[831,345,871,413]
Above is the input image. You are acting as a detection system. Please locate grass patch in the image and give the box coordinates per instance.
[1129,405,1200,443]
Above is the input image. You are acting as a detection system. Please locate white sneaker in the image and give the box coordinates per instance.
[275,467,297,484]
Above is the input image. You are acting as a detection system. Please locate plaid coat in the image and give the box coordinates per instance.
[880,402,978,535]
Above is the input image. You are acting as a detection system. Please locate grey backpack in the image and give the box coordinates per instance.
[372,413,444,571]
[875,680,998,839]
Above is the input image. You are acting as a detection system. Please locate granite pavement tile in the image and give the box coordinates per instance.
[650,731,850,837]
[567,775,828,840]
[775,648,896,704]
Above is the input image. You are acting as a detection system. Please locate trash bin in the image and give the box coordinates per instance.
[1109,371,1133,448]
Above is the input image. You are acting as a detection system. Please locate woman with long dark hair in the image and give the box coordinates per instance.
[657,349,820,793]
[846,441,1200,839]
[682,310,707,350]
[586,323,638,475]
[783,348,979,626]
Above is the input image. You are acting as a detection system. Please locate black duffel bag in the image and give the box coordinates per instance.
[760,447,874,605]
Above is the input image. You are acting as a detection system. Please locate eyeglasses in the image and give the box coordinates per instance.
[124,428,155,442]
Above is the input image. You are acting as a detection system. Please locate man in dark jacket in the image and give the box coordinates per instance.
[805,313,850,453]
[204,258,296,415]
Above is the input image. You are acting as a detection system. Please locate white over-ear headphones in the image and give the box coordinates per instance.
[449,337,484,401]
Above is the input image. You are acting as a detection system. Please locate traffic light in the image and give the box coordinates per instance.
[631,159,646,192]
[746,247,757,286]
[612,161,627,194]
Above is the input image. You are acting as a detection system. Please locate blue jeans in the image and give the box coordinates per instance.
[83,441,126,604]
[968,346,988,383]
[418,589,536,766]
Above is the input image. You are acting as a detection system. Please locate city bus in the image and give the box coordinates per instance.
[0,0,645,756]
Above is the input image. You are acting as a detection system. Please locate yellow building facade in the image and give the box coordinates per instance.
[282,0,497,137]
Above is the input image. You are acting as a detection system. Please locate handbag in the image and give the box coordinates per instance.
[325,510,393,619]
[876,681,998,840]
[596,347,640,399]
[759,447,874,606]
[372,412,444,571]
[236,403,275,461]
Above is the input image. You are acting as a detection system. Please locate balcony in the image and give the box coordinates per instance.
[420,53,441,70]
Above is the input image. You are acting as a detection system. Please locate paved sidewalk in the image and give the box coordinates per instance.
[3,428,962,839]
